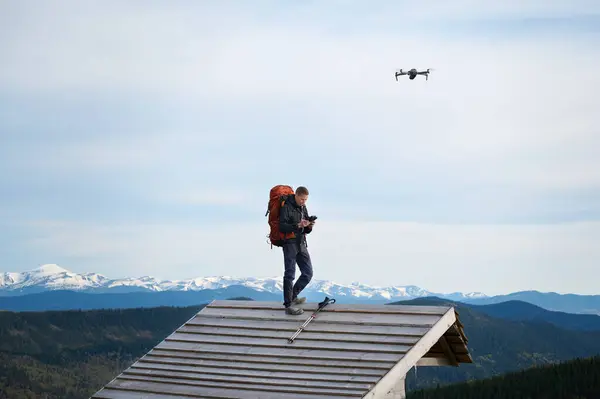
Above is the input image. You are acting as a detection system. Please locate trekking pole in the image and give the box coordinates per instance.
[287,296,336,344]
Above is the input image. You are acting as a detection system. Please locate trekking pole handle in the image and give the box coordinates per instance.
[318,296,336,309]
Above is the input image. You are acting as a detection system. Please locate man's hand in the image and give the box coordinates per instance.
[298,219,310,228]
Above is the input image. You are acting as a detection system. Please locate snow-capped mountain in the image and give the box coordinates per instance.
[0,264,488,301]
[0,264,110,291]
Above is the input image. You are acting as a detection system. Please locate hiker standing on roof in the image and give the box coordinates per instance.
[279,186,315,315]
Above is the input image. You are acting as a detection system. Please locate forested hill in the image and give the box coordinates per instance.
[0,305,203,399]
[407,355,600,399]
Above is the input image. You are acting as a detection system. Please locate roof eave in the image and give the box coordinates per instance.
[362,307,458,398]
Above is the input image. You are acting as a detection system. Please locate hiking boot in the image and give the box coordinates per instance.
[291,297,306,305]
[285,306,304,315]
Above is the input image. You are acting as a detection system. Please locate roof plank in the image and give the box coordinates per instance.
[121,368,374,390]
[92,390,197,399]
[187,317,431,336]
[199,306,442,326]
[154,340,405,362]
[165,331,413,353]
[138,355,387,376]
[130,361,382,384]
[96,379,363,399]
[145,350,398,370]
[207,300,451,315]
[178,325,423,345]
[106,376,366,398]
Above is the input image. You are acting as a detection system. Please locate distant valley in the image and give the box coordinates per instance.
[0,286,280,311]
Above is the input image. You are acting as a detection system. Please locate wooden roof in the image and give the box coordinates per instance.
[91,299,472,399]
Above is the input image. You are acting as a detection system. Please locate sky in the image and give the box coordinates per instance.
[1,1,599,296]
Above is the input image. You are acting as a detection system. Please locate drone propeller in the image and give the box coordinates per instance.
[394,69,404,81]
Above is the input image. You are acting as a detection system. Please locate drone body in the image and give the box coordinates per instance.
[395,68,432,81]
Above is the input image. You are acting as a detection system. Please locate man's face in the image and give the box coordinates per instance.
[296,194,308,207]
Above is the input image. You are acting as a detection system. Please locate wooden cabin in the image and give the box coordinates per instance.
[90,299,472,399]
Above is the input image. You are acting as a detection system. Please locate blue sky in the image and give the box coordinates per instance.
[1,1,599,296]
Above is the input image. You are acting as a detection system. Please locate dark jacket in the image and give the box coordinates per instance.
[279,194,313,244]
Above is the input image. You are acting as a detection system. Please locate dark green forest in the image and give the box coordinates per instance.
[0,305,203,399]
[407,355,600,399]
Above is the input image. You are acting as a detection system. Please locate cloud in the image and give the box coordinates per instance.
[2,1,599,98]
[158,188,259,207]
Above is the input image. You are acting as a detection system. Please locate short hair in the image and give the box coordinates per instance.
[295,186,309,196]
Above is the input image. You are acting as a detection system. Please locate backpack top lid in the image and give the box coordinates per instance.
[269,185,294,200]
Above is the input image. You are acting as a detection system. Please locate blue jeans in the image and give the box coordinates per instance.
[282,240,313,307]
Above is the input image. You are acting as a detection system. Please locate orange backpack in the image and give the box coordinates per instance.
[265,185,295,248]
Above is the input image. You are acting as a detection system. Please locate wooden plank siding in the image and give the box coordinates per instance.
[90,300,471,399]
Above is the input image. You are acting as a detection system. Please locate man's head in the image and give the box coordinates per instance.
[295,186,309,206]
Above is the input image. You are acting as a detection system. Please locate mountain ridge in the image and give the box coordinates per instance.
[0,264,486,301]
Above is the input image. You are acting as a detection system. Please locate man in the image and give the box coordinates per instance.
[278,186,315,315]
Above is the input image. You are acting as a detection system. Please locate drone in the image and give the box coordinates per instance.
[395,68,432,81]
